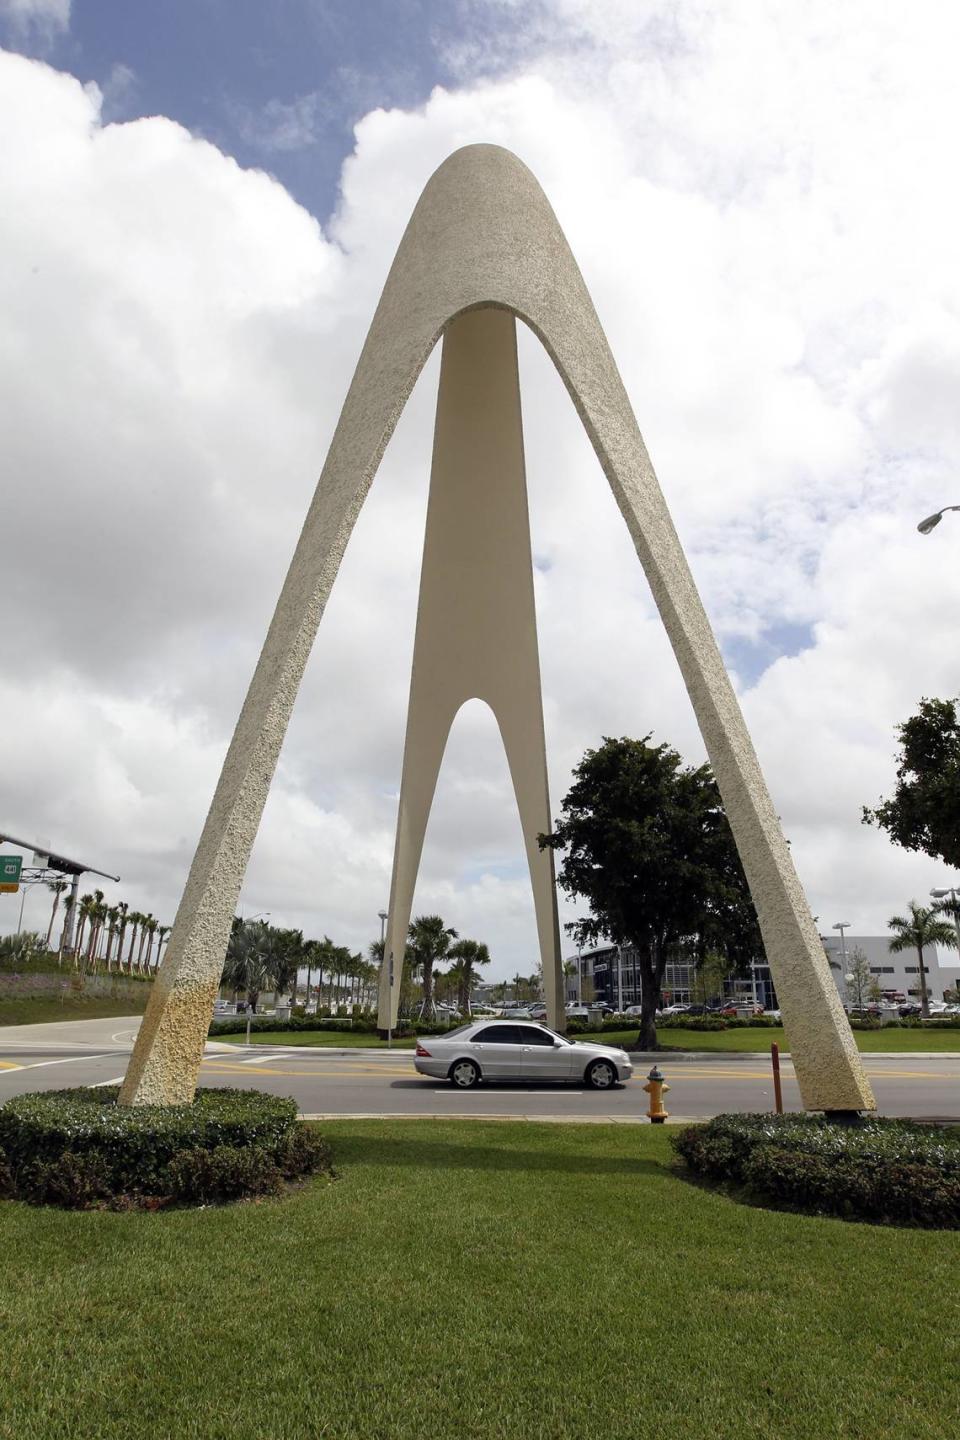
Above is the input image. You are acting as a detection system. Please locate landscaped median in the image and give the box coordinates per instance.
[210,1016,960,1053]
[674,1112,960,1226]
[0,1118,956,1440]
[0,1087,331,1208]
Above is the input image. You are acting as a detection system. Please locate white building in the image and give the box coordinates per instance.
[820,934,960,1005]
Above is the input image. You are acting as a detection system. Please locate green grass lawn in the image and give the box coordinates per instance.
[0,1119,956,1440]
[0,993,150,1027]
[217,1023,960,1053]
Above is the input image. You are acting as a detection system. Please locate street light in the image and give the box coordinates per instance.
[832,921,851,972]
[917,504,960,535]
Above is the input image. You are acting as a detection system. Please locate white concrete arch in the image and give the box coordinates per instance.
[120,144,874,1112]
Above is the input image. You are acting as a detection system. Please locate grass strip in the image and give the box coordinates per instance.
[217,1024,960,1053]
[0,1119,956,1440]
[0,994,151,1027]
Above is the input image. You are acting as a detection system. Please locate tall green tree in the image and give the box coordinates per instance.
[407,915,458,1019]
[862,697,960,867]
[887,901,957,1019]
[540,735,762,1049]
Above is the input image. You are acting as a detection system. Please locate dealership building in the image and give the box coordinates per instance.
[565,934,960,1009]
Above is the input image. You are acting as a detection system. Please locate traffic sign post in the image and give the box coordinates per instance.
[0,855,22,894]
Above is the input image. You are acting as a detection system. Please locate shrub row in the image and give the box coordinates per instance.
[673,1112,960,1227]
[209,1013,469,1038]
[0,1087,332,1209]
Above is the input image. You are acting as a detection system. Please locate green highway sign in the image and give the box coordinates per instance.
[0,855,23,893]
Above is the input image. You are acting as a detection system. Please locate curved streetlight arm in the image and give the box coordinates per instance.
[918,504,960,535]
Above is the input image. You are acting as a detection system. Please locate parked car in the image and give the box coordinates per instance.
[527,1004,548,1020]
[660,1003,690,1015]
[414,1020,632,1089]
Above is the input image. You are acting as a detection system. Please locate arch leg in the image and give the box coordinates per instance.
[378,307,563,1030]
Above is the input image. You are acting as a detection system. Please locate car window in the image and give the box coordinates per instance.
[473,1025,522,1045]
[521,1026,558,1047]
[439,1025,475,1039]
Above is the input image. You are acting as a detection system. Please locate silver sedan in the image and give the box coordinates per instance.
[414,1020,632,1090]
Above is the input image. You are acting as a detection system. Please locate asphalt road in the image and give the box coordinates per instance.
[0,1017,958,1122]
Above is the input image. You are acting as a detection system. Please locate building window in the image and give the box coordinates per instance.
[904,966,929,974]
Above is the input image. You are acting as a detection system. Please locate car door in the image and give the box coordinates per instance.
[519,1025,569,1081]
[470,1024,526,1080]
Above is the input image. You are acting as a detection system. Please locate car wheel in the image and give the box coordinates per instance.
[449,1058,481,1089]
[585,1059,618,1090]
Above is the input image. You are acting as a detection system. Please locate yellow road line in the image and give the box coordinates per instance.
[0,1060,23,1071]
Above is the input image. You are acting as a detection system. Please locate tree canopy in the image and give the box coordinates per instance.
[540,734,762,1046]
[862,697,960,868]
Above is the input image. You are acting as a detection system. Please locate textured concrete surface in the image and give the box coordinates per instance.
[377,310,563,1034]
[120,143,874,1112]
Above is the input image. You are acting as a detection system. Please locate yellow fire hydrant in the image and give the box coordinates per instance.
[643,1064,669,1124]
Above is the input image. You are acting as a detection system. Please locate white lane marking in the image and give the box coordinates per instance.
[21,1053,116,1071]
[430,1090,580,1096]
[238,1052,282,1064]
[91,1077,124,1086]
[111,1030,140,1044]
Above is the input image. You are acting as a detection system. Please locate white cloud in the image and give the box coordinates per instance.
[2,7,960,980]
[0,0,68,43]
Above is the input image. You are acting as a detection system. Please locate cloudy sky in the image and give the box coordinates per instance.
[2,0,959,977]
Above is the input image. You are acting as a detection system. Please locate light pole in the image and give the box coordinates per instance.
[917,504,960,534]
[615,943,624,1013]
[833,922,851,1005]
[832,922,851,965]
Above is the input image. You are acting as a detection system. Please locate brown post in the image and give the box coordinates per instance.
[771,1042,784,1115]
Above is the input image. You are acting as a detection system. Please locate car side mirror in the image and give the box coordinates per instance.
[553,1040,563,1048]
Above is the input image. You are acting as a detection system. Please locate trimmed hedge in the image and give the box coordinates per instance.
[0,1087,332,1209]
[209,1014,471,1038]
[673,1112,960,1227]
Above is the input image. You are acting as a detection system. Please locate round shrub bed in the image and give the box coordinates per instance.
[0,1087,332,1209]
[672,1112,960,1228]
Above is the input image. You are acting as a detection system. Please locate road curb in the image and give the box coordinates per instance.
[298,1112,706,1125]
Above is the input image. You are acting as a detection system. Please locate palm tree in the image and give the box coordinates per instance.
[114,902,130,971]
[407,915,458,1019]
[44,879,69,952]
[142,915,158,972]
[74,892,94,962]
[154,924,170,972]
[103,905,120,971]
[447,938,491,1016]
[125,912,142,975]
[135,913,154,974]
[58,889,76,963]
[887,901,958,1018]
[222,918,273,1012]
